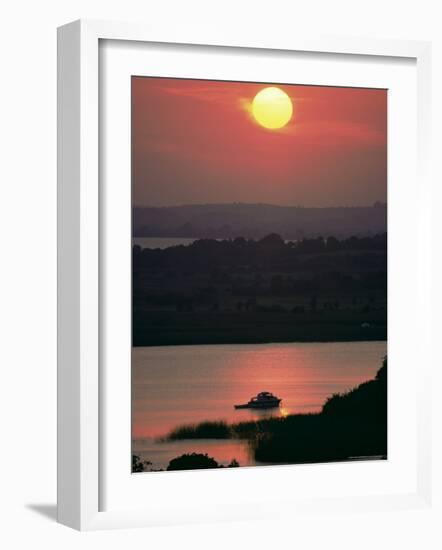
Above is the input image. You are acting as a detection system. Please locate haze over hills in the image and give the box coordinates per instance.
[133,202,387,240]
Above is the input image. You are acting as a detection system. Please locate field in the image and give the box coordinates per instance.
[133,309,386,346]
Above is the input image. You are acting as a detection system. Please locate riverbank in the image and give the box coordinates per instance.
[133,309,387,347]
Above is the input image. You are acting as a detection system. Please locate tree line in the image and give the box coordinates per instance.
[133,233,387,270]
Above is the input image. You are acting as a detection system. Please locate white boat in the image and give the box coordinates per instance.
[234,391,282,409]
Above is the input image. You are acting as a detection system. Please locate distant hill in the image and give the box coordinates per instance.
[133,203,387,240]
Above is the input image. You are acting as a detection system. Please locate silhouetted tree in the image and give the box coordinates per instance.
[326,236,340,251]
[132,455,152,473]
[310,295,318,311]
[167,452,220,471]
[259,233,285,246]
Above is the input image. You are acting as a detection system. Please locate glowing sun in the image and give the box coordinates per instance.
[252,87,293,129]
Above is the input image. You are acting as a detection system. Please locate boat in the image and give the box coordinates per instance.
[234,391,282,409]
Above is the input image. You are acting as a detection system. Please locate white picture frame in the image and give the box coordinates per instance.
[57,19,432,531]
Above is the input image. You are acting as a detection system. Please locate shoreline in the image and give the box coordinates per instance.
[133,334,387,347]
[133,312,387,347]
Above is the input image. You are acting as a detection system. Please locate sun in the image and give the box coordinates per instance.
[251,87,293,130]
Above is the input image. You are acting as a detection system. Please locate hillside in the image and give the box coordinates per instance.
[133,202,387,240]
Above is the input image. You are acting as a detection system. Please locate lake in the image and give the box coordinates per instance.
[132,341,387,470]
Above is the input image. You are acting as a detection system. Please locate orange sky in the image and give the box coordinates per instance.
[132,77,387,207]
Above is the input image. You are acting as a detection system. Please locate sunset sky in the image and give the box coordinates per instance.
[132,77,387,208]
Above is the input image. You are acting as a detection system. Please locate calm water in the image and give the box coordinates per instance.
[132,237,195,249]
[132,341,386,470]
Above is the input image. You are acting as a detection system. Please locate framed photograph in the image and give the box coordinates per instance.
[57,20,432,530]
